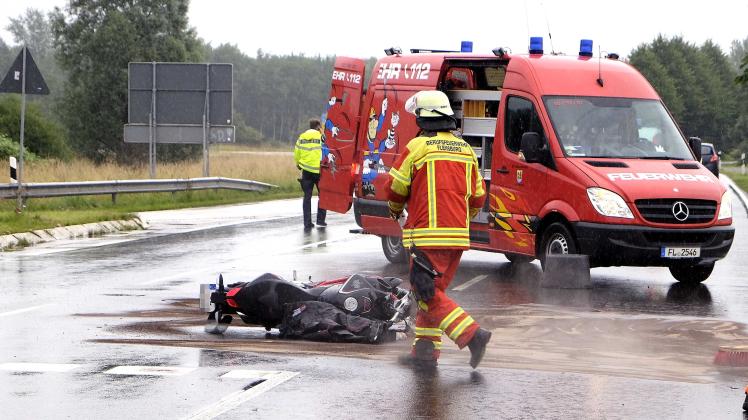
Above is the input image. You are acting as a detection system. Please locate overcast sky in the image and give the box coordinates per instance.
[0,0,746,59]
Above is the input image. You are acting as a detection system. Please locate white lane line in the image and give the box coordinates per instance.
[186,371,299,420]
[0,362,82,373]
[452,274,488,291]
[103,366,196,376]
[220,369,282,380]
[0,304,50,318]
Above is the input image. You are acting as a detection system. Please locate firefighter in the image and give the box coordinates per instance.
[294,119,327,230]
[385,90,491,370]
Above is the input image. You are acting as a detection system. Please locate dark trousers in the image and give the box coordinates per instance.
[300,170,326,227]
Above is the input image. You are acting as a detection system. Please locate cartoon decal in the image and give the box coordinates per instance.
[321,95,347,177]
[488,187,533,248]
[361,98,399,196]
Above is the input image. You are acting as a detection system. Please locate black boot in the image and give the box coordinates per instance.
[398,339,437,371]
[467,328,492,369]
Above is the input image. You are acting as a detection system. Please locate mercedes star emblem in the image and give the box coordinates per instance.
[672,201,689,221]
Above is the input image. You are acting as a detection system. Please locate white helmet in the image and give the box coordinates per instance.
[405,90,454,118]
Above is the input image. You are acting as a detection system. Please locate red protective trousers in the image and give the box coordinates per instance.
[412,249,479,360]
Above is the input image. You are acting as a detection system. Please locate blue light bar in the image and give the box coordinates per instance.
[529,37,543,54]
[579,39,593,57]
[461,41,473,53]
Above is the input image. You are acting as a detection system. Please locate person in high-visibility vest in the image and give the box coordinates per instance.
[385,90,491,370]
[294,119,327,230]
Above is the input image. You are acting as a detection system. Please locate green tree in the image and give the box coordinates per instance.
[0,96,70,158]
[51,0,205,163]
[6,8,53,58]
[4,8,67,125]
[630,36,742,152]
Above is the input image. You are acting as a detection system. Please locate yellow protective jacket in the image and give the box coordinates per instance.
[294,129,323,173]
[385,131,486,249]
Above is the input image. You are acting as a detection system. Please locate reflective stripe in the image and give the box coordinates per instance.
[404,227,469,236]
[413,338,443,350]
[418,300,429,311]
[448,316,475,341]
[298,162,319,173]
[403,237,471,248]
[389,167,410,184]
[427,161,436,228]
[415,327,442,337]
[465,163,472,225]
[295,144,322,151]
[439,307,464,331]
[415,153,474,166]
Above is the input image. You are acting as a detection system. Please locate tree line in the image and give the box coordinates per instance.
[629,36,748,157]
[0,1,747,164]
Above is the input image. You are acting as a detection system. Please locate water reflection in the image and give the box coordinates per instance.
[481,261,716,317]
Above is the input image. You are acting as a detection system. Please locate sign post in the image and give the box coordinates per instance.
[0,46,50,212]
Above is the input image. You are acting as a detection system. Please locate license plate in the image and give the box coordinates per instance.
[661,247,700,258]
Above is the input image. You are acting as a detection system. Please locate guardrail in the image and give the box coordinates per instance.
[0,177,276,202]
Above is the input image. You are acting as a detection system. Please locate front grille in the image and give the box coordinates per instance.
[635,199,717,224]
[642,231,716,244]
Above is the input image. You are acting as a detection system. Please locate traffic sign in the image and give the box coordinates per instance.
[0,48,49,95]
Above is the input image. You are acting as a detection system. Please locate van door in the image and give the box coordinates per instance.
[318,57,366,213]
[491,93,549,254]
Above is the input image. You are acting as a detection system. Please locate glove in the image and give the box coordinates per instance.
[381,98,388,113]
[410,253,436,302]
[390,111,399,127]
[389,208,402,220]
[377,159,386,174]
[331,126,339,137]
[328,153,336,164]
[362,159,371,175]
[328,96,337,106]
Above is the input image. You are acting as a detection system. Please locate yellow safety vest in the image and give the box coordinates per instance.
[294,129,323,174]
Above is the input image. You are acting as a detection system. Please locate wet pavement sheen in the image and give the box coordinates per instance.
[1,197,747,419]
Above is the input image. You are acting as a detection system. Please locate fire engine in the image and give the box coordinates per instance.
[318,38,734,284]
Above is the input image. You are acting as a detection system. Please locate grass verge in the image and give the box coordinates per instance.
[1,147,301,235]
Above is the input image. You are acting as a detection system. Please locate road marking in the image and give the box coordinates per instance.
[186,371,299,420]
[220,369,282,380]
[294,235,363,251]
[0,362,82,373]
[0,304,49,318]
[452,274,488,291]
[103,366,196,376]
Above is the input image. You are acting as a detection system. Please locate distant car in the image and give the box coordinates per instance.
[701,143,719,177]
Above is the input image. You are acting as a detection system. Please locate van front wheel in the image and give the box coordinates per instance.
[381,236,408,264]
[539,222,578,268]
[668,262,714,284]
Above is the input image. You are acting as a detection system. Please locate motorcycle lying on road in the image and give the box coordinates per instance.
[200,272,414,343]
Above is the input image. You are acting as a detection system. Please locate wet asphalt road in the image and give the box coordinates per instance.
[1,198,747,419]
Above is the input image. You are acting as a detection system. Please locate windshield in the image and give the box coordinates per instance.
[543,96,694,160]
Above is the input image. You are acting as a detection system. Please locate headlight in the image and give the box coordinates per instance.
[718,190,732,220]
[587,187,633,219]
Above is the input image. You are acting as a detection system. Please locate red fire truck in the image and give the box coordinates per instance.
[318,39,734,284]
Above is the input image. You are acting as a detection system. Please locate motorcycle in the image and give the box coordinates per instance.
[200,272,414,343]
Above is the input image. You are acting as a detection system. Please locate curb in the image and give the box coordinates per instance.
[0,217,149,252]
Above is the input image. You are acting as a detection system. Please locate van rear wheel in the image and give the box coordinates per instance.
[539,222,578,269]
[668,262,714,284]
[381,236,408,264]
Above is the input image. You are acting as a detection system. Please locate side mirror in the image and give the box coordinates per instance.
[688,136,702,162]
[520,132,543,163]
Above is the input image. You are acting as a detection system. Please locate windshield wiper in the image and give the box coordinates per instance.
[638,156,686,160]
